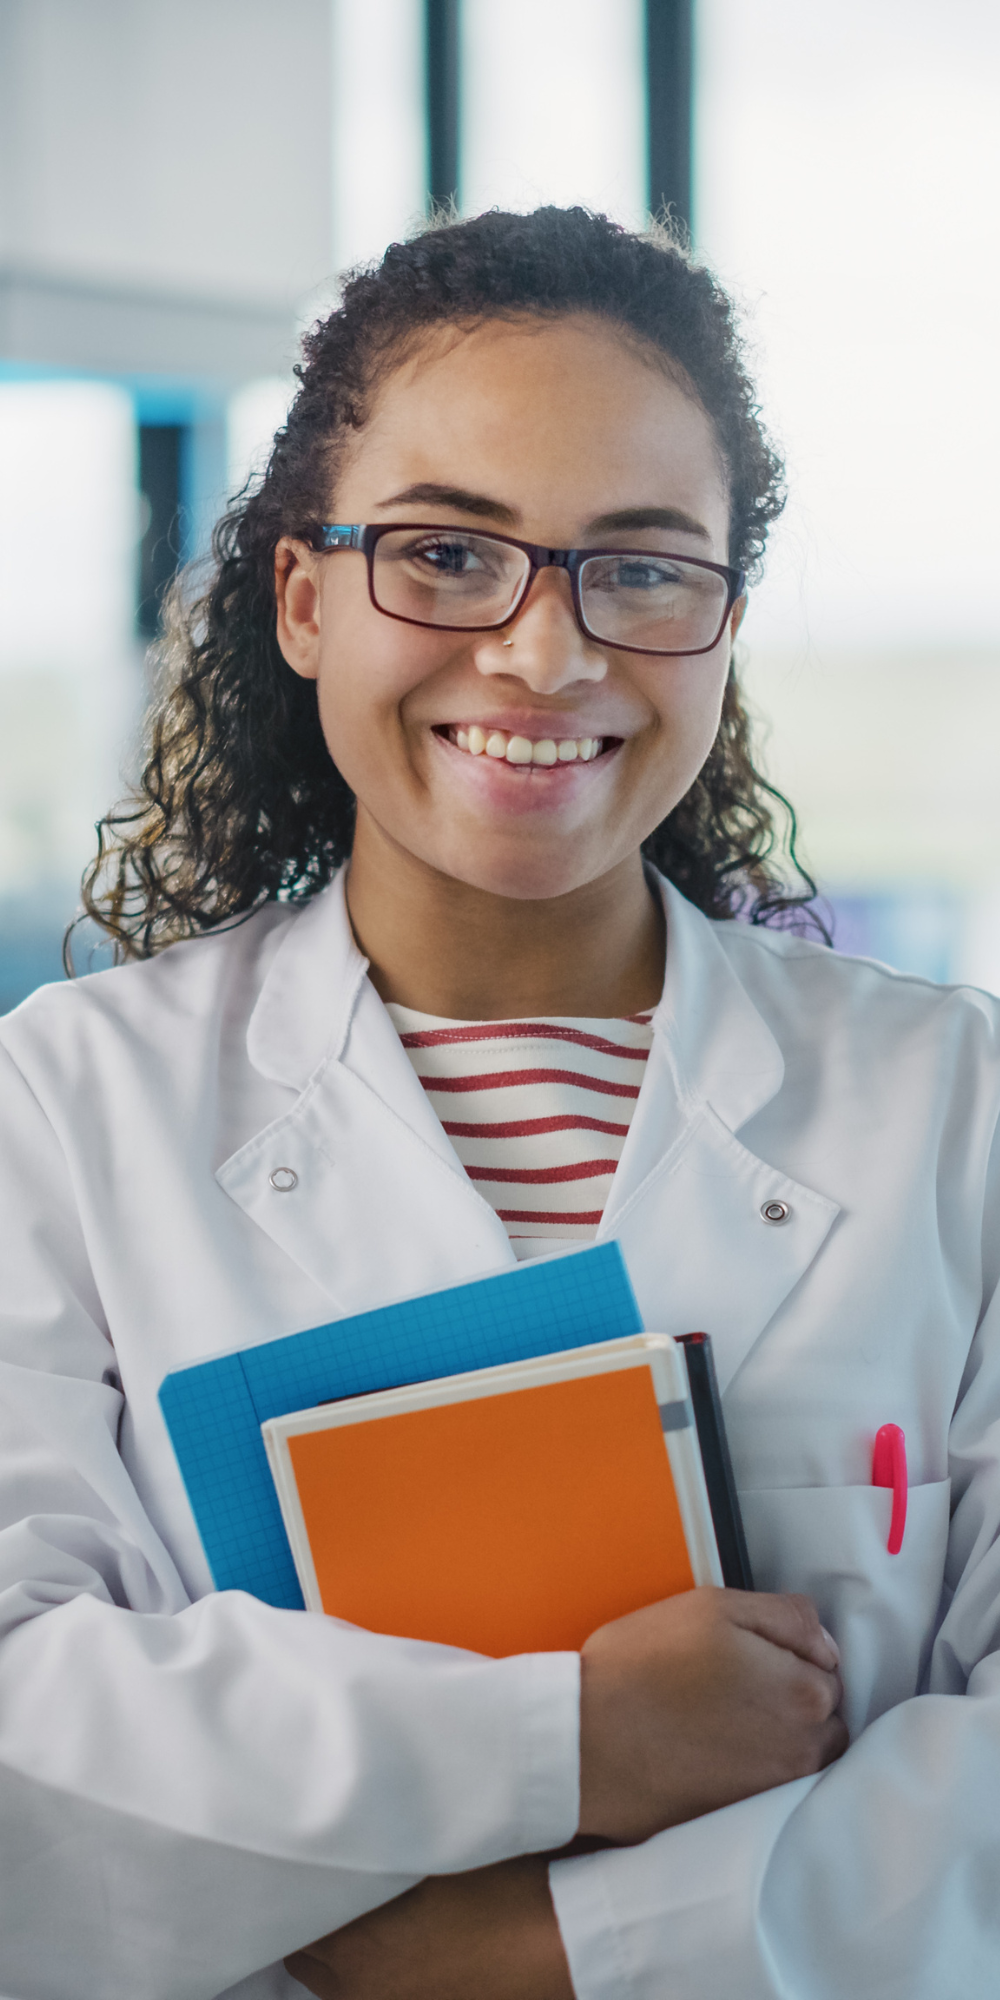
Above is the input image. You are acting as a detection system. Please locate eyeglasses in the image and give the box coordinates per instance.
[319,523,746,657]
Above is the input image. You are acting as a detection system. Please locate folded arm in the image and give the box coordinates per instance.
[286,1587,846,1998]
[0,1045,581,1999]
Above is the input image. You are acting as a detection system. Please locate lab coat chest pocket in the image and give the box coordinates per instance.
[740,1481,952,1739]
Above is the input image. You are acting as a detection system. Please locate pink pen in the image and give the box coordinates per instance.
[872,1424,907,1554]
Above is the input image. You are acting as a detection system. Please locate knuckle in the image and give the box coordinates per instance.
[785,1592,821,1641]
[789,1665,836,1726]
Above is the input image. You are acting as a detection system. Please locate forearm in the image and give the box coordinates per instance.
[287,1858,575,2000]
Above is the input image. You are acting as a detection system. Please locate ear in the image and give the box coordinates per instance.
[275,537,322,681]
[729,593,748,641]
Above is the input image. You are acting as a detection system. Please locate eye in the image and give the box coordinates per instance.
[616,558,682,589]
[416,537,476,574]
[586,555,688,593]
[406,535,500,579]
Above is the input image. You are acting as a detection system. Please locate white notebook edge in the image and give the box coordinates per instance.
[261,1332,724,1617]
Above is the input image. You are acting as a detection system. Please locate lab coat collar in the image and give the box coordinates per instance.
[596,879,837,1391]
[244,871,365,1089]
[650,876,786,1134]
[242,868,784,1126]
[224,872,515,1312]
[222,869,838,1385]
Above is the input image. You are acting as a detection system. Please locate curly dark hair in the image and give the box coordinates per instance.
[73,204,825,965]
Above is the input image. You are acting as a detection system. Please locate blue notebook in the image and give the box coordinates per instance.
[160,1243,643,1609]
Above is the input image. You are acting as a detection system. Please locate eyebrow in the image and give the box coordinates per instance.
[375,486,713,545]
[377,483,521,526]
[584,506,713,543]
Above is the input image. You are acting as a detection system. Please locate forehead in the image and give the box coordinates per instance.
[336,314,730,541]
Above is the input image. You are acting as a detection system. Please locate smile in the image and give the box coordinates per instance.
[439,725,611,766]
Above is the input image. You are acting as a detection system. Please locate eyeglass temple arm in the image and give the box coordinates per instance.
[321,525,364,550]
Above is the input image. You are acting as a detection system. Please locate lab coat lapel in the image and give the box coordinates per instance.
[601,883,840,1394]
[218,872,839,1374]
[216,876,514,1314]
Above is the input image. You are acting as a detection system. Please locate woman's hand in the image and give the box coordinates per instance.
[286,1587,846,1997]
[579,1586,848,1844]
[285,1857,572,2000]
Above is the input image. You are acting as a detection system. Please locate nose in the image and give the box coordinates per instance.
[472,569,608,693]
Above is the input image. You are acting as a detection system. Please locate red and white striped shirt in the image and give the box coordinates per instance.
[387,1006,655,1259]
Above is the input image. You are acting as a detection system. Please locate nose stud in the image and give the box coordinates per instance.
[502,638,514,647]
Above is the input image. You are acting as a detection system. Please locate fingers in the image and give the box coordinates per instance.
[578,1585,849,1842]
[819,1624,841,1664]
[739,1615,843,1724]
[586,1588,840,1676]
[718,1588,841,1673]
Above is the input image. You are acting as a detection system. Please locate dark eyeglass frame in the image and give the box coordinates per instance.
[319,522,746,658]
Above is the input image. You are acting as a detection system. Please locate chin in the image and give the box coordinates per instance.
[430,844,608,904]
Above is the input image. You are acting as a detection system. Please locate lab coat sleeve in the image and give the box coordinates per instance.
[550,1185,1000,1995]
[0,1044,580,2000]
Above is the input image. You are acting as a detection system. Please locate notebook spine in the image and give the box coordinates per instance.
[676,1334,754,1591]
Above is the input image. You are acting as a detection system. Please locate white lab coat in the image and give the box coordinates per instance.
[0,869,999,2000]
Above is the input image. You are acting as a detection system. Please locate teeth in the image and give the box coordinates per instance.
[448,727,603,765]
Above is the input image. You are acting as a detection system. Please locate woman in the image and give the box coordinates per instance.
[1,207,998,2000]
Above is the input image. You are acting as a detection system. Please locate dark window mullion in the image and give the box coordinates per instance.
[425,0,461,211]
[137,423,185,639]
[646,0,694,235]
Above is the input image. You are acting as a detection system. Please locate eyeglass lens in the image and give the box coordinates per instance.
[370,529,730,653]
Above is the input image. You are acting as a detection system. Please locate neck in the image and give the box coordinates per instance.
[345,820,665,1020]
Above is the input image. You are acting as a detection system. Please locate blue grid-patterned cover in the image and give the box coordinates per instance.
[159,1242,643,1608]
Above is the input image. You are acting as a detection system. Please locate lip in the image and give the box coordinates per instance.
[429,723,624,816]
[432,711,624,740]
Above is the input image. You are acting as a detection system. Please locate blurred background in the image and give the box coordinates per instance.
[1,0,998,1010]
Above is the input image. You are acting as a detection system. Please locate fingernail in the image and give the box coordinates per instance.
[820,1625,840,1663]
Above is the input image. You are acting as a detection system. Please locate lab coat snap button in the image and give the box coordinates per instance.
[269,1167,298,1193]
[761,1199,790,1224]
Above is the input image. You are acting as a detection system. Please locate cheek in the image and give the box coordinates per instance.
[313,594,400,731]
[691,664,730,760]
[618,658,730,841]
[641,654,730,777]
[311,605,451,788]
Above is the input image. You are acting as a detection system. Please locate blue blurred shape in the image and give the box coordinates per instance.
[0,897,114,1016]
[827,887,961,984]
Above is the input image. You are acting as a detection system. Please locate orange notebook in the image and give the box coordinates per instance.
[261,1334,722,1656]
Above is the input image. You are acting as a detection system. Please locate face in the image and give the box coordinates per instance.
[276,315,744,903]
